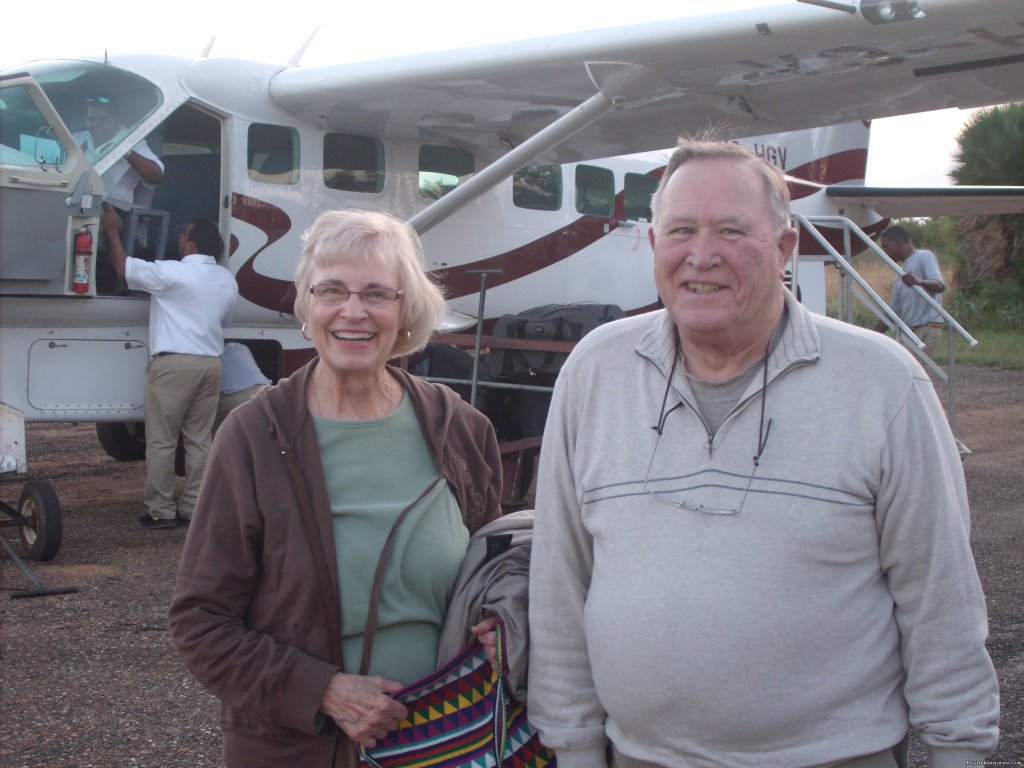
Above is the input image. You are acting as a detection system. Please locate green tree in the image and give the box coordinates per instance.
[951,103,1024,286]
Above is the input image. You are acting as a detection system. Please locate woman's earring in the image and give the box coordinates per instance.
[399,328,412,344]
[301,322,312,341]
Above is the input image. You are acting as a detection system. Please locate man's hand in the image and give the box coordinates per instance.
[901,273,944,294]
[99,203,121,237]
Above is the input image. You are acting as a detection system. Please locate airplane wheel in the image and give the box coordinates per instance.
[18,480,63,562]
[96,422,147,462]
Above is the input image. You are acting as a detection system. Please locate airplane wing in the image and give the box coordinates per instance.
[268,0,1024,163]
[827,185,1024,216]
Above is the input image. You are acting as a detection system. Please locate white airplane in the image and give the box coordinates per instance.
[2,0,1024,558]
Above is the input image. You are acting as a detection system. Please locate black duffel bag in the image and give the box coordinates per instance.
[486,302,624,381]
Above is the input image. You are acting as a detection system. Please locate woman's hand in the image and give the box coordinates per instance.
[469,613,501,670]
[320,672,408,748]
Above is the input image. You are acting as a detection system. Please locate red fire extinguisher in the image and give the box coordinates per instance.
[72,227,93,294]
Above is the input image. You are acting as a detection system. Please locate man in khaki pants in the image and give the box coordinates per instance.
[101,208,238,528]
[213,342,271,435]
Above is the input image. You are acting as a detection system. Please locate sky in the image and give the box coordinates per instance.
[0,0,989,187]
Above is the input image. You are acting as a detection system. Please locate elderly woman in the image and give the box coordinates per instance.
[168,210,503,768]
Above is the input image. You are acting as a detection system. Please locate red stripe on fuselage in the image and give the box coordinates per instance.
[440,215,624,299]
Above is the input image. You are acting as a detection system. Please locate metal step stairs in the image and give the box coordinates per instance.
[792,213,975,441]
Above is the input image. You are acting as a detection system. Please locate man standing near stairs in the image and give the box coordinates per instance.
[873,225,946,356]
[872,225,970,457]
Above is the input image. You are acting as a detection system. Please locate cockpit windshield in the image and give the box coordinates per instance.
[0,60,162,167]
[0,84,65,166]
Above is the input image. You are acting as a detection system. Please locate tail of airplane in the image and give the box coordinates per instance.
[741,120,871,189]
[735,120,882,254]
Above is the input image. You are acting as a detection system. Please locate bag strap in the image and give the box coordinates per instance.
[281,447,344,665]
[359,476,444,676]
[493,622,509,759]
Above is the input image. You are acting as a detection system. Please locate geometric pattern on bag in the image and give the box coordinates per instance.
[360,624,556,768]
[503,695,555,768]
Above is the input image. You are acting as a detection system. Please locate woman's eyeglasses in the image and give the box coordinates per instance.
[309,283,403,307]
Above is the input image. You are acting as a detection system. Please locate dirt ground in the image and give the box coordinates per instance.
[1,365,1021,767]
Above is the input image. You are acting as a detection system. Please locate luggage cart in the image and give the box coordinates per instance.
[1,404,76,598]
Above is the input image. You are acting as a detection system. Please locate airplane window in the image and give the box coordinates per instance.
[6,60,162,167]
[513,165,562,211]
[0,86,67,167]
[323,133,384,193]
[419,145,474,199]
[248,124,299,185]
[575,164,614,217]
[624,172,658,222]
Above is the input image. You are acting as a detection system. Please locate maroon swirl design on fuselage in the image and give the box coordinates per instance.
[230,147,874,314]
[232,192,297,314]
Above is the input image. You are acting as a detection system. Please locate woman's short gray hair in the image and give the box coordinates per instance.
[293,209,447,358]
[650,139,792,232]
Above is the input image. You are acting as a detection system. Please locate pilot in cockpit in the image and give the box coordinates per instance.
[74,93,164,210]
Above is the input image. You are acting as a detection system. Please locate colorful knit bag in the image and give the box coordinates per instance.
[359,623,555,768]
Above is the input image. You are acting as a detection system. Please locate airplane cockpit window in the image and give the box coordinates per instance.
[418,145,474,199]
[575,164,614,217]
[0,85,67,167]
[323,132,384,193]
[248,123,300,185]
[513,165,562,211]
[9,60,163,166]
[624,172,658,222]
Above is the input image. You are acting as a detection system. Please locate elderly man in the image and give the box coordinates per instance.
[528,140,998,768]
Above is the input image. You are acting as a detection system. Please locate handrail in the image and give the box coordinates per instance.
[792,213,970,437]
[798,214,977,347]
[792,213,924,349]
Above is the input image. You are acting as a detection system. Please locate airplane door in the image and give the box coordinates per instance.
[148,103,226,259]
[0,75,102,297]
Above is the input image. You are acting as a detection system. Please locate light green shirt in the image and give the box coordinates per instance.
[314,395,469,684]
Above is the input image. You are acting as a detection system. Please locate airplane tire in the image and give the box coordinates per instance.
[96,422,147,462]
[18,481,63,562]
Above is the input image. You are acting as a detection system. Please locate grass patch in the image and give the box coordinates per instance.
[954,330,1024,370]
[821,254,1023,368]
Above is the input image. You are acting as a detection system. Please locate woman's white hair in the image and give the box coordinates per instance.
[293,209,447,358]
